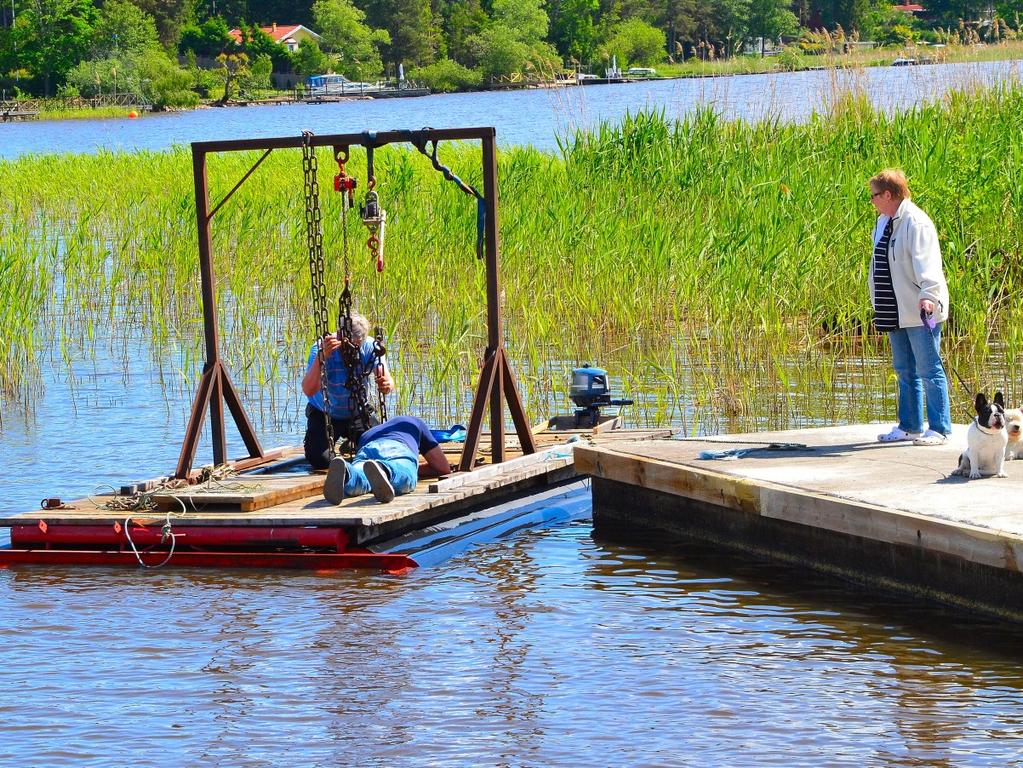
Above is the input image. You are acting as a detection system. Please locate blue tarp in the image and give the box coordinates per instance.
[431,425,467,443]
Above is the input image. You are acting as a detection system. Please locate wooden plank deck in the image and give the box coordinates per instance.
[2,428,673,545]
[574,423,1023,621]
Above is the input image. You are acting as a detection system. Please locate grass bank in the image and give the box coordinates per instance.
[1,81,1021,433]
[656,39,1023,78]
[35,105,146,121]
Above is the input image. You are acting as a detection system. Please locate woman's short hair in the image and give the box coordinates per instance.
[870,169,911,200]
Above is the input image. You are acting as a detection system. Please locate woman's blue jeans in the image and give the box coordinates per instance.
[343,438,419,498]
[888,323,952,435]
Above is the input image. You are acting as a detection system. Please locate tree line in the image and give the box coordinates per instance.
[2,0,1022,100]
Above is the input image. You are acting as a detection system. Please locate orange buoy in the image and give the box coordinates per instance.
[128,110,139,119]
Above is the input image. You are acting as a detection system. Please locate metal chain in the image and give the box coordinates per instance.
[302,130,336,457]
[409,136,486,259]
[374,326,388,422]
[337,302,375,441]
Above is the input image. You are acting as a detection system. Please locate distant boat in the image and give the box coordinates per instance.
[891,58,918,66]
[306,74,384,94]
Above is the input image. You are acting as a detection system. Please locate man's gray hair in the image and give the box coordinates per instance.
[344,312,371,341]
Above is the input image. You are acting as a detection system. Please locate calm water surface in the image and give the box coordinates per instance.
[3,525,1023,766]
[1,59,1021,157]
[3,61,1023,765]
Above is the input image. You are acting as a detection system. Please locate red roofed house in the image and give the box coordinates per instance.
[892,3,925,13]
[229,22,321,52]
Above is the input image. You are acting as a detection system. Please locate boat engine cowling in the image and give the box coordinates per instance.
[569,365,633,426]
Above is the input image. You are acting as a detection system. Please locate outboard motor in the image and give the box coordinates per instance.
[569,365,633,427]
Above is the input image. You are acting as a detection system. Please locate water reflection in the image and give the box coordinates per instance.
[2,518,1023,764]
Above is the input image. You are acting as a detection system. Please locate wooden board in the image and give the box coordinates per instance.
[150,474,326,512]
[1,428,677,537]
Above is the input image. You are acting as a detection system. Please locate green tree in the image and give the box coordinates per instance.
[132,0,195,49]
[11,0,98,95]
[178,17,235,57]
[662,0,701,60]
[313,0,390,78]
[465,0,553,78]
[368,0,439,67]
[64,56,135,96]
[135,47,199,108]
[410,56,483,90]
[713,0,752,57]
[550,0,600,62]
[215,50,249,102]
[492,0,548,43]
[238,51,271,94]
[64,48,198,108]
[747,0,798,53]
[468,25,531,77]
[92,0,160,57]
[602,18,665,65]
[293,36,329,75]
[438,0,488,63]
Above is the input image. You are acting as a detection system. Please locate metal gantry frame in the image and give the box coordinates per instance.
[174,126,538,479]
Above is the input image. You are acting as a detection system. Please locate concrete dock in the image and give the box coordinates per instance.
[574,423,1023,621]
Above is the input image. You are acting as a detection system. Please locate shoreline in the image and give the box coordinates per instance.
[18,44,1023,124]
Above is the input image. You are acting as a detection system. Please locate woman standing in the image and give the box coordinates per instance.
[869,169,952,446]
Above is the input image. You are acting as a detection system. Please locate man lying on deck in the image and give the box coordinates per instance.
[324,415,454,504]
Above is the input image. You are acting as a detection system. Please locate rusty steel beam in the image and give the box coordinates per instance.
[178,126,534,480]
[191,127,495,155]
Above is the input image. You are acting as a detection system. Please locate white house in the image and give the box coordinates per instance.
[229,23,322,53]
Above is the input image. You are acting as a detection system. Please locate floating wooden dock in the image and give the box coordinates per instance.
[0,428,672,571]
[575,423,1023,622]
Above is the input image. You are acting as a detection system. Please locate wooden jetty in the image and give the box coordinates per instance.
[575,423,1023,622]
[1,102,38,121]
[0,427,672,572]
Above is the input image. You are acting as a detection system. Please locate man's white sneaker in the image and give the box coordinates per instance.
[323,456,347,505]
[363,460,395,503]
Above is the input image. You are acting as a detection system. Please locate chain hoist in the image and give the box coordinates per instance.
[301,130,336,457]
[332,143,385,443]
[361,145,386,272]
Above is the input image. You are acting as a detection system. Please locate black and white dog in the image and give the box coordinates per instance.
[952,392,1008,479]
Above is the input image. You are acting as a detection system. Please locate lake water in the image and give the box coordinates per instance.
[4,61,1023,766]
[2,59,1022,158]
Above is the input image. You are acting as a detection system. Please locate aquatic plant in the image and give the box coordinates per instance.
[1,80,1021,435]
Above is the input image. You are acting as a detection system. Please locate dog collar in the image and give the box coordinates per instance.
[975,416,1003,435]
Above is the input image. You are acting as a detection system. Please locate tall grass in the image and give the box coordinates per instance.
[1,80,1021,434]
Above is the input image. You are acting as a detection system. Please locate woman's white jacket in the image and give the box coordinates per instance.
[869,198,949,328]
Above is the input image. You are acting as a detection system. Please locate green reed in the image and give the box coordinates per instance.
[2,80,1022,433]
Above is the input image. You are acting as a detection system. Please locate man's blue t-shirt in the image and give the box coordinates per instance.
[306,340,377,419]
[358,416,440,456]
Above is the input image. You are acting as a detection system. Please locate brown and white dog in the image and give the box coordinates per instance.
[952,392,1008,479]
[1005,407,1023,461]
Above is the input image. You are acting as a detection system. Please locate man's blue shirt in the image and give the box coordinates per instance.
[357,416,440,456]
[306,340,377,419]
